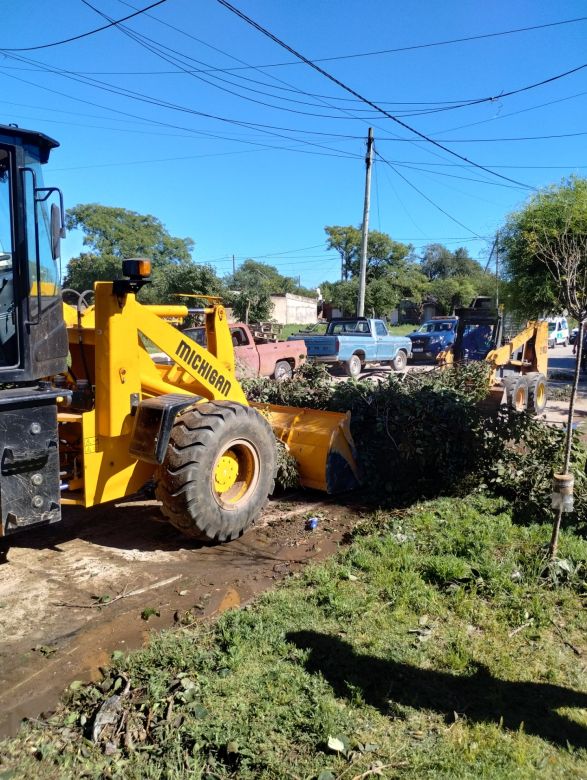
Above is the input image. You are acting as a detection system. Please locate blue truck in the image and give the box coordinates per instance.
[288,317,412,378]
[407,317,458,360]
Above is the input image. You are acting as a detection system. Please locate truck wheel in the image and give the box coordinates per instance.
[503,375,528,412]
[345,354,362,379]
[526,373,547,415]
[391,350,407,372]
[274,360,293,381]
[155,401,276,542]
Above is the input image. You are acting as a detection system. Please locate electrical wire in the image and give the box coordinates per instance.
[428,89,587,135]
[375,151,485,238]
[215,0,536,191]
[378,130,587,142]
[79,0,362,121]
[0,0,170,52]
[91,14,587,72]
[109,0,587,120]
[0,54,364,159]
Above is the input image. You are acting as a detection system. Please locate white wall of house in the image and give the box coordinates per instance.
[270,293,317,324]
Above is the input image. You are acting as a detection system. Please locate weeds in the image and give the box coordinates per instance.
[2,495,587,779]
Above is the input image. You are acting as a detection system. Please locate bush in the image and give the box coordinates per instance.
[244,363,587,526]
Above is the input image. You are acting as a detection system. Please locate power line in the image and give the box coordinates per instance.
[391,62,587,118]
[0,0,170,52]
[215,0,536,191]
[114,15,587,72]
[429,89,587,135]
[1,53,364,159]
[375,151,485,239]
[377,130,587,142]
[80,0,374,122]
[84,1,587,120]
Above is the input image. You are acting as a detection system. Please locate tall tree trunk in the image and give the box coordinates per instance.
[549,320,584,558]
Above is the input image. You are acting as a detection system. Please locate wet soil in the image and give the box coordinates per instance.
[0,494,362,737]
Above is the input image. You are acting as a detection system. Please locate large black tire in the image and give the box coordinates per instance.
[155,401,276,542]
[391,350,408,372]
[345,353,363,379]
[502,375,528,412]
[526,372,548,415]
[274,360,293,381]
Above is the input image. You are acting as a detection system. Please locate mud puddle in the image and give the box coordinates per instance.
[0,494,361,737]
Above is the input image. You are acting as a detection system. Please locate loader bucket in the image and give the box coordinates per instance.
[252,403,360,494]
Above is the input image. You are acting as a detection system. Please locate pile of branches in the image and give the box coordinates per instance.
[245,363,587,526]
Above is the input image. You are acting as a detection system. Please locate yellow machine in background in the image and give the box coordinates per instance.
[59,260,359,542]
[438,298,549,414]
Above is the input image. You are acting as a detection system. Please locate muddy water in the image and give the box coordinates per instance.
[0,496,357,737]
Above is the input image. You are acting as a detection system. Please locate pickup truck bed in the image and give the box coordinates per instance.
[152,323,306,380]
[289,318,412,378]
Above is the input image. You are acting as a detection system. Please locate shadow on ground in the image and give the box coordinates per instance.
[287,630,587,749]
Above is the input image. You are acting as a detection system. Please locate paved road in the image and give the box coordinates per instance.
[547,342,584,378]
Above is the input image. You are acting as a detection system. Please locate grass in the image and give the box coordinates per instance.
[3,495,587,779]
[279,323,328,339]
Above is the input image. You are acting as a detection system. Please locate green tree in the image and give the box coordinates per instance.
[420,243,454,280]
[429,277,477,314]
[226,259,274,323]
[501,177,587,318]
[421,243,486,281]
[325,226,359,281]
[64,204,194,292]
[500,176,587,557]
[320,279,358,316]
[148,262,224,306]
[325,225,414,281]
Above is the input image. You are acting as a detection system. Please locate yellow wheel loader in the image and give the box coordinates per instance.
[0,125,358,542]
[438,297,549,415]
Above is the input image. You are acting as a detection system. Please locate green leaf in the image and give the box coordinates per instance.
[141,607,160,621]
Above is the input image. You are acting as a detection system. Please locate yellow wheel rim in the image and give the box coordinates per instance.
[212,439,259,508]
[537,383,545,405]
[214,450,239,494]
[515,386,526,411]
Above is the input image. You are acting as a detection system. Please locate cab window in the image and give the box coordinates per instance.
[230,327,250,347]
[0,147,17,366]
[375,321,387,337]
[23,160,60,313]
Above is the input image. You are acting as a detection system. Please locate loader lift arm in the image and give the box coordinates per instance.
[0,122,359,543]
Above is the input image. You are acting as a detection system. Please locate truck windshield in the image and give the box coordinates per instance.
[417,322,453,333]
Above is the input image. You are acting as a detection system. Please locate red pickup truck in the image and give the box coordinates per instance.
[154,323,306,380]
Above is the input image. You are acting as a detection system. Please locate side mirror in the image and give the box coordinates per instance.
[50,202,65,260]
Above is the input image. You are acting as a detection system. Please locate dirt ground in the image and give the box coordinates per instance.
[1,344,585,739]
[0,494,360,738]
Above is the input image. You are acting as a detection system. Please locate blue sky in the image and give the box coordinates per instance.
[1,0,586,289]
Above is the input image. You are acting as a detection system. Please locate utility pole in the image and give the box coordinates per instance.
[495,231,499,308]
[357,128,374,317]
[232,254,236,275]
